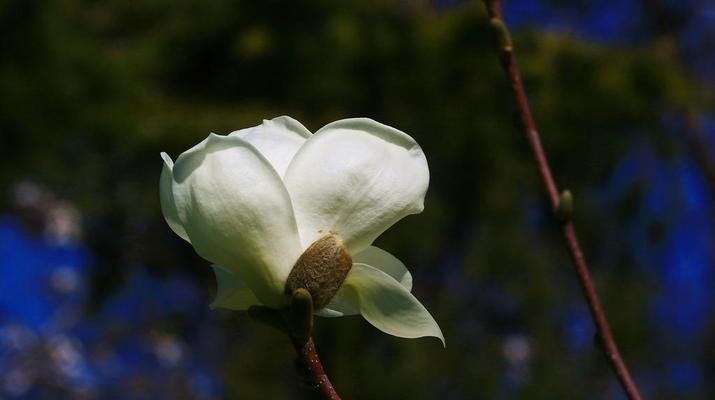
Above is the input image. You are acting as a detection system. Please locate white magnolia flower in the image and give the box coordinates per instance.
[160,116,443,344]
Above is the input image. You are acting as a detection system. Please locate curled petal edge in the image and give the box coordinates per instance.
[159,152,190,243]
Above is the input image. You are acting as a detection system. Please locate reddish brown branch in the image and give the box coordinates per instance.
[294,338,342,400]
[482,1,643,399]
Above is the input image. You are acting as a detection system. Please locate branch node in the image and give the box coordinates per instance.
[555,190,574,223]
[482,1,642,398]
[488,18,513,57]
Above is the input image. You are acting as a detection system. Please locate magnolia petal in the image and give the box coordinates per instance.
[171,134,302,307]
[314,308,343,317]
[210,265,261,310]
[339,263,444,345]
[229,116,311,177]
[316,293,359,317]
[318,246,412,318]
[353,246,412,291]
[284,118,429,253]
[160,153,190,242]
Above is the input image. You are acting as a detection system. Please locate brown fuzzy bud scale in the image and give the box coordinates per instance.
[285,233,352,310]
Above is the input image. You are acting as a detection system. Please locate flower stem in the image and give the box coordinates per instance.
[282,289,341,400]
[293,337,342,400]
[481,1,643,399]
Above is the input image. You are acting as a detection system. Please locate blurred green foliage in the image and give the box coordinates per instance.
[0,0,703,398]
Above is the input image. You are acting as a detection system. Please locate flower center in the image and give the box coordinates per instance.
[284,233,352,310]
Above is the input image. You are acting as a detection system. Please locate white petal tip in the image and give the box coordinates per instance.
[314,308,345,318]
[207,132,223,142]
[160,152,173,167]
[270,115,312,138]
[342,264,443,347]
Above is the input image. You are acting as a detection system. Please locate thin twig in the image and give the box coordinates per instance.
[481,1,643,399]
[293,337,342,400]
[684,106,715,201]
[640,0,715,202]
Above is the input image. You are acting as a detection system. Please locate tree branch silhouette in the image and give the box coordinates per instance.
[641,0,715,203]
[684,111,715,202]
